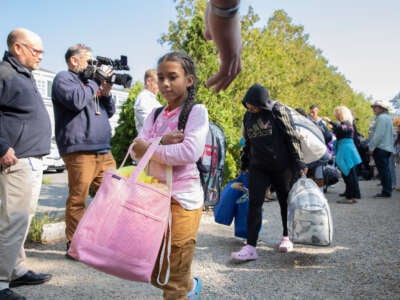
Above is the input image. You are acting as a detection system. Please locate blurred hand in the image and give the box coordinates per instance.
[204,2,242,92]
[299,167,308,177]
[231,182,245,191]
[98,65,113,96]
[131,138,150,160]
[0,147,18,169]
[322,116,331,123]
[161,130,184,145]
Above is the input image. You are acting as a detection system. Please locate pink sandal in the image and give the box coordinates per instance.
[231,245,258,262]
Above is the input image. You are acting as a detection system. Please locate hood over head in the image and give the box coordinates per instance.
[241,83,276,111]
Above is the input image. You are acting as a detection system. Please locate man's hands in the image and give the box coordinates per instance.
[98,65,113,96]
[0,147,18,169]
[204,1,242,92]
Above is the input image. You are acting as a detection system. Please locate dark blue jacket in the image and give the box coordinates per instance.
[51,70,115,156]
[0,51,51,158]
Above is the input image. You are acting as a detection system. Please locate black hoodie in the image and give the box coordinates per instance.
[241,84,305,171]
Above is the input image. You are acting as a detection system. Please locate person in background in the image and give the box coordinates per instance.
[323,106,361,204]
[133,69,161,134]
[390,117,400,191]
[132,51,208,300]
[204,0,241,92]
[309,104,333,144]
[51,44,116,259]
[231,84,307,262]
[368,100,394,198]
[308,104,333,187]
[0,28,52,300]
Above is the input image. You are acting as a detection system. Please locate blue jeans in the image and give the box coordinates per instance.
[373,148,392,196]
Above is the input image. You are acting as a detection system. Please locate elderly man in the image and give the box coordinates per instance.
[0,28,52,300]
[369,100,394,198]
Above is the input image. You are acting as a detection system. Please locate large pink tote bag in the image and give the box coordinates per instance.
[68,137,171,283]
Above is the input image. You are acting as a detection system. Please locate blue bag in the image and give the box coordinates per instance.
[213,180,242,225]
[234,192,249,239]
[214,172,248,225]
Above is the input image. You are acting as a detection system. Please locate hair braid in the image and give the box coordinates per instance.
[178,85,196,130]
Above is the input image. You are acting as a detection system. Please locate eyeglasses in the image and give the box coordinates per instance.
[19,42,44,57]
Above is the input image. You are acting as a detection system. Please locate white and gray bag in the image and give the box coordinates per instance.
[288,176,333,246]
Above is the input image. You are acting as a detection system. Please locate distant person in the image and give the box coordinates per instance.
[132,51,208,299]
[309,104,332,144]
[133,69,161,134]
[392,118,400,191]
[51,44,116,258]
[231,84,307,262]
[368,100,394,198]
[0,28,52,300]
[323,106,361,204]
[204,0,242,92]
[308,104,332,187]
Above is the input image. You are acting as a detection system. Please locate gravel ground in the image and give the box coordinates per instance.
[16,178,400,299]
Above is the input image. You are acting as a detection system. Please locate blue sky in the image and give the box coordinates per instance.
[2,0,399,100]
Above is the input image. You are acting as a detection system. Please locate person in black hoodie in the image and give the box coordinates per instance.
[0,28,52,300]
[231,84,307,261]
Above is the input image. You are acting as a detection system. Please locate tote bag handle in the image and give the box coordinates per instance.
[121,137,172,285]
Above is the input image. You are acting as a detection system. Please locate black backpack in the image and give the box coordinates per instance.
[153,105,226,209]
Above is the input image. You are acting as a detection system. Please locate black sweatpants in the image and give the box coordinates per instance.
[342,166,361,199]
[247,166,295,247]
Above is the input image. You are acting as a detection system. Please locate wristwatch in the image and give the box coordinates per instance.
[209,2,239,18]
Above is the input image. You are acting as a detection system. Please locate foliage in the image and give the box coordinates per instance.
[114,0,374,182]
[111,82,143,166]
[27,216,45,243]
[389,92,400,115]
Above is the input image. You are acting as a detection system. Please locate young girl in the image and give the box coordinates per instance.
[323,106,361,204]
[132,51,208,300]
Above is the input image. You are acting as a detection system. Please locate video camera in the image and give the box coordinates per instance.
[88,55,132,88]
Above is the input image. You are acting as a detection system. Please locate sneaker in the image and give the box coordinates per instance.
[65,241,76,260]
[373,193,391,198]
[231,245,258,262]
[187,277,202,300]
[278,236,293,253]
[0,288,26,300]
[337,198,357,204]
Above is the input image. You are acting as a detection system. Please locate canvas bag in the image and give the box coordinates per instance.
[68,137,172,284]
[273,105,328,164]
[234,190,250,239]
[214,171,248,225]
[288,176,333,246]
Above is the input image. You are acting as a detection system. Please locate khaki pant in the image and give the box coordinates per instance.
[151,200,202,300]
[62,152,115,241]
[0,158,43,289]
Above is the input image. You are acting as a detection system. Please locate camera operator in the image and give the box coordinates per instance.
[51,44,116,258]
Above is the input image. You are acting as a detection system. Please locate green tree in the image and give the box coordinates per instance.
[110,82,143,166]
[114,0,374,181]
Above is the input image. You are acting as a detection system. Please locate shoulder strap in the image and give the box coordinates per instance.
[153,106,165,123]
[153,103,198,131]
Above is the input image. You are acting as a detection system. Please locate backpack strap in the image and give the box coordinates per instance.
[153,106,165,123]
[153,102,198,130]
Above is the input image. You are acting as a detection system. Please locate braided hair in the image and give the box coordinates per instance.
[157,51,197,131]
